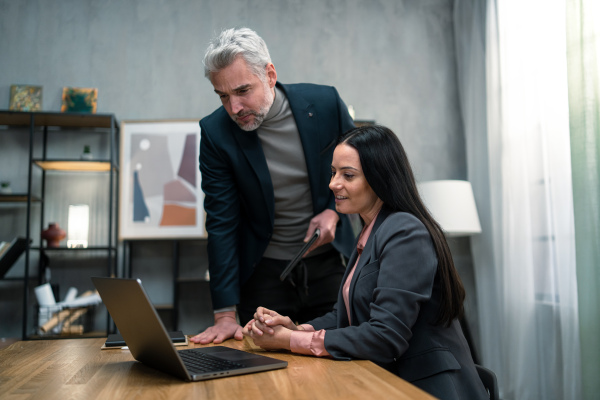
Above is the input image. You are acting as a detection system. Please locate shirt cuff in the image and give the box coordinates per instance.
[214,305,236,314]
[290,329,330,357]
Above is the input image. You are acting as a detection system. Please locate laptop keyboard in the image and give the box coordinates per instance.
[179,349,246,374]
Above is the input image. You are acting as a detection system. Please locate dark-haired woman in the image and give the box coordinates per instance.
[243,125,488,399]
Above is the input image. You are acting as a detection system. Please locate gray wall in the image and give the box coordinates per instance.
[0,0,474,339]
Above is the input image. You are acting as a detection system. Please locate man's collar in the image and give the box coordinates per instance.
[264,84,285,123]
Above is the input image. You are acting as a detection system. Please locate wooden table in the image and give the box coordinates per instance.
[0,337,436,399]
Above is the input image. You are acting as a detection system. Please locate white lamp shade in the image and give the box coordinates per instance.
[418,180,482,237]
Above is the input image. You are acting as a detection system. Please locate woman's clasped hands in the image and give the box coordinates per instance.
[242,307,304,351]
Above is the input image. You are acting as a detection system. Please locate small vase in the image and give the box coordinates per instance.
[41,223,66,248]
[0,181,12,194]
[80,145,93,160]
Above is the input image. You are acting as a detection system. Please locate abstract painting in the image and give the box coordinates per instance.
[9,85,42,111]
[119,120,204,239]
[61,87,97,113]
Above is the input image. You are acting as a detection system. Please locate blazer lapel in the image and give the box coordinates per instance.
[346,208,393,322]
[230,120,274,223]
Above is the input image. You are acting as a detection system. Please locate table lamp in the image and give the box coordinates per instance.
[417,180,481,237]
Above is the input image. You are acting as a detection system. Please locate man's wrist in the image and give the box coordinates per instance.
[214,310,237,324]
[214,305,236,314]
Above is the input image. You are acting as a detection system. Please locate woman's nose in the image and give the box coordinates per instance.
[329,175,340,190]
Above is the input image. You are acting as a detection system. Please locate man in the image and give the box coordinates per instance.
[191,27,356,344]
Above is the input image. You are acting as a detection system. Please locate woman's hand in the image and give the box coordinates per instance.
[241,307,303,351]
[252,307,298,334]
[243,320,293,351]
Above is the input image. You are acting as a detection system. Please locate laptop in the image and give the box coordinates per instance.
[91,277,287,382]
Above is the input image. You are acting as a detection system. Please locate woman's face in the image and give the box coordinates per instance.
[329,143,383,223]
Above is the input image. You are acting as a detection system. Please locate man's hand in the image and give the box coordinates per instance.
[190,311,243,344]
[304,209,339,254]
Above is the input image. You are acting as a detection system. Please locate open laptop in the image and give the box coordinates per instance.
[91,277,287,382]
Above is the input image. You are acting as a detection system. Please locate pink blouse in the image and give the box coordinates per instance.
[289,212,380,356]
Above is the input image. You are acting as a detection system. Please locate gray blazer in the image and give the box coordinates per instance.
[306,208,488,399]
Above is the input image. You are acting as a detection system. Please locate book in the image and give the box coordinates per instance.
[9,85,42,111]
[101,330,188,350]
[0,237,29,278]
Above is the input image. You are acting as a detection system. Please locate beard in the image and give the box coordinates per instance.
[232,80,274,131]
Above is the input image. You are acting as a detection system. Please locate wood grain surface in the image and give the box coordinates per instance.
[0,337,436,399]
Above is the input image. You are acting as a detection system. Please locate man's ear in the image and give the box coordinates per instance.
[265,63,277,88]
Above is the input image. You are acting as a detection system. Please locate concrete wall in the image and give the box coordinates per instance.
[0,0,473,339]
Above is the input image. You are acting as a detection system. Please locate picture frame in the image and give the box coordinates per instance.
[9,85,42,111]
[119,120,204,239]
[61,87,98,113]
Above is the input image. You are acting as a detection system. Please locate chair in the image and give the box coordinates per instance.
[476,364,499,400]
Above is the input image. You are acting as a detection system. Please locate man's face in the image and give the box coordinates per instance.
[210,56,277,131]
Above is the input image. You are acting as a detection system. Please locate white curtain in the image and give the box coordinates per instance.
[455,1,582,399]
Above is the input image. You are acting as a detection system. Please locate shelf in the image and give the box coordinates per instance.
[34,246,117,251]
[0,194,41,203]
[0,110,120,340]
[0,111,117,129]
[28,330,108,340]
[33,160,113,172]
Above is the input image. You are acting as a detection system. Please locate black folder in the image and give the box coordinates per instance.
[103,330,188,348]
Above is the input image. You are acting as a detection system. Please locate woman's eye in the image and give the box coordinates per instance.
[344,174,354,179]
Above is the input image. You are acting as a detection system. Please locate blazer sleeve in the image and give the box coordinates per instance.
[199,119,242,309]
[321,213,438,364]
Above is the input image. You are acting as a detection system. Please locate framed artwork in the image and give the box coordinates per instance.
[61,87,98,113]
[119,120,204,239]
[9,85,42,111]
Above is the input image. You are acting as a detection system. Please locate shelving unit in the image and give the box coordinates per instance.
[123,239,211,332]
[0,110,119,340]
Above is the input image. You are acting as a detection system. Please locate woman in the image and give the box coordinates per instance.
[243,125,488,399]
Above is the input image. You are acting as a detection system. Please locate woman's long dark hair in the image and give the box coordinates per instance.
[339,125,465,326]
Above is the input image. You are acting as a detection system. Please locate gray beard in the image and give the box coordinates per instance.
[234,110,267,131]
[233,83,274,131]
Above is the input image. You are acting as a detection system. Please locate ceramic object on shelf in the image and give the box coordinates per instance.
[80,145,93,160]
[41,223,66,248]
[0,181,12,194]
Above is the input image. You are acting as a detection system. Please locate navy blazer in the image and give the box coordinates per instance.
[199,82,356,310]
[307,208,488,399]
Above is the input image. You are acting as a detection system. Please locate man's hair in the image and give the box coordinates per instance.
[203,27,272,80]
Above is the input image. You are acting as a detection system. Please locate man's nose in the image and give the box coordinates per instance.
[230,96,243,114]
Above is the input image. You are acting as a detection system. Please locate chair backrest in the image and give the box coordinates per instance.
[476,364,499,400]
